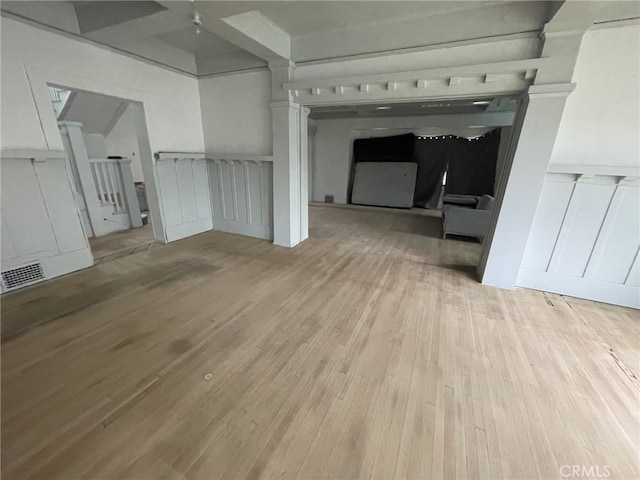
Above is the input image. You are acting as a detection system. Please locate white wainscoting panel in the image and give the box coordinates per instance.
[155,153,212,242]
[208,155,273,240]
[1,150,93,292]
[518,169,640,308]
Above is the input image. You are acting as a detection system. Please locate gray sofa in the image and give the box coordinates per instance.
[442,194,494,242]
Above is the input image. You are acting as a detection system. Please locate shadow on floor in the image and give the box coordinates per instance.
[89,224,158,265]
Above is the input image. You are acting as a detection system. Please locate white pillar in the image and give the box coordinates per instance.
[59,121,107,237]
[299,106,310,242]
[117,159,143,228]
[270,59,305,247]
[479,83,575,289]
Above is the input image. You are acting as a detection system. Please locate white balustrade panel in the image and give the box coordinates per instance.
[89,159,128,213]
[208,156,273,240]
[0,150,93,292]
[86,158,137,235]
[518,166,640,308]
[155,154,212,242]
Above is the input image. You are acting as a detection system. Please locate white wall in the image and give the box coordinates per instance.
[0,17,204,153]
[198,71,272,155]
[550,24,640,167]
[82,133,107,158]
[311,112,514,204]
[0,17,204,286]
[195,34,538,159]
[519,24,640,307]
[105,105,144,182]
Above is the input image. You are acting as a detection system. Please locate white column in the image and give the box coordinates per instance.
[117,159,143,228]
[270,59,305,247]
[270,100,301,247]
[60,121,108,237]
[299,106,310,242]
[479,83,575,289]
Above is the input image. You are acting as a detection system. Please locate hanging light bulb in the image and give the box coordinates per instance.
[191,0,202,36]
[193,12,202,29]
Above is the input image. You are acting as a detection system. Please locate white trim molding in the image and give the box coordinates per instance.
[205,153,274,163]
[1,149,67,161]
[548,163,640,178]
[155,152,207,162]
[284,58,556,105]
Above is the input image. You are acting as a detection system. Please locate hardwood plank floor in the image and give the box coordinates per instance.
[2,204,638,480]
[89,223,157,264]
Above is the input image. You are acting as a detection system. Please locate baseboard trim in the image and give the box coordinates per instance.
[517,268,639,309]
[212,219,272,240]
[165,218,213,242]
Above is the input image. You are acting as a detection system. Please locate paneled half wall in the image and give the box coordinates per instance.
[518,164,639,308]
[155,153,273,243]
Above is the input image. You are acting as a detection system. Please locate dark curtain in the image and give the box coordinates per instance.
[412,138,449,208]
[349,129,501,207]
[444,129,500,196]
[353,133,415,162]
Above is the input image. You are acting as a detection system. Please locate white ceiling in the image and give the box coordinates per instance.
[2,1,638,77]
[58,90,128,135]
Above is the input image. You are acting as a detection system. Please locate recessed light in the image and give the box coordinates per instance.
[473,101,491,105]
[375,106,391,110]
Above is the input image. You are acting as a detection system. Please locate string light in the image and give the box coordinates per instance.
[416,128,499,142]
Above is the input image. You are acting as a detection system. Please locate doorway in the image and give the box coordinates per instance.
[305,97,517,272]
[48,86,157,264]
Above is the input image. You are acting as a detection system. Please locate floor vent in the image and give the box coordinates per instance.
[2,263,44,290]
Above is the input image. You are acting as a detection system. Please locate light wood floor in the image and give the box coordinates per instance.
[2,204,639,480]
[89,223,157,264]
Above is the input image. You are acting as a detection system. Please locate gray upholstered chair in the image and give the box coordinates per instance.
[442,194,494,242]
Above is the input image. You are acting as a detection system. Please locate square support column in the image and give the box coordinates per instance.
[479,83,575,289]
[270,59,307,248]
[299,106,310,242]
[270,99,302,247]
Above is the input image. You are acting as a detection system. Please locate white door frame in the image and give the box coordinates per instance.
[25,63,166,243]
[284,68,530,259]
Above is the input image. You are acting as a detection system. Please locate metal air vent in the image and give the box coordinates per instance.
[2,263,44,290]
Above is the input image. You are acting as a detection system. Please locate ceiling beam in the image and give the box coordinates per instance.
[201,11,290,62]
[544,0,607,33]
[151,2,290,62]
[535,0,608,84]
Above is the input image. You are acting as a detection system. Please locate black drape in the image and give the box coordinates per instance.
[444,129,500,196]
[353,133,415,162]
[412,138,449,209]
[349,129,501,207]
